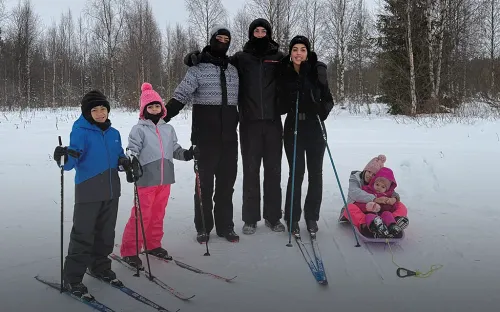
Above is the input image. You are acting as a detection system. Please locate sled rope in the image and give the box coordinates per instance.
[385,239,443,278]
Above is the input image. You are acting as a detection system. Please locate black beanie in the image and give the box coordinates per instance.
[248,18,272,39]
[289,35,311,55]
[81,90,110,116]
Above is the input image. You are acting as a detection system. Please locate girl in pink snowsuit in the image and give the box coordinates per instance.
[354,167,403,237]
[120,83,194,269]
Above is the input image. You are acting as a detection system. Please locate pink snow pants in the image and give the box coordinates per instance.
[343,201,408,229]
[120,184,171,257]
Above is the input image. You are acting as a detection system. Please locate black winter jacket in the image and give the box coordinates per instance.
[231,40,285,121]
[184,40,285,122]
[277,52,334,121]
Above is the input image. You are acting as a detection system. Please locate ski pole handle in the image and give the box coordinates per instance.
[57,136,63,167]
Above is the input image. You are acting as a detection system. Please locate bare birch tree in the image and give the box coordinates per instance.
[85,0,127,100]
[185,0,228,46]
[406,0,417,114]
[230,7,252,54]
[324,0,357,105]
[300,0,325,52]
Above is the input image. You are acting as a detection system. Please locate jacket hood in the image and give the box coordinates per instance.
[74,114,111,132]
[365,167,397,196]
[243,38,280,56]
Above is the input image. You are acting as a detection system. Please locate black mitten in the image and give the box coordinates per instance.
[118,157,131,172]
[54,146,80,166]
[184,50,201,66]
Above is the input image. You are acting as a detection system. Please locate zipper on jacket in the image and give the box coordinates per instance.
[102,131,113,199]
[156,126,164,185]
[260,58,264,119]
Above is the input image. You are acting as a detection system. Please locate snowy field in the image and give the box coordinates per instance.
[0,106,499,312]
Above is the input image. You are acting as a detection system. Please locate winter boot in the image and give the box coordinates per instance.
[146,247,172,260]
[218,228,240,242]
[89,269,123,287]
[265,219,286,232]
[287,221,300,236]
[64,281,94,300]
[369,216,390,237]
[306,220,319,233]
[388,223,403,238]
[242,223,257,235]
[196,231,209,244]
[359,224,375,238]
[395,216,409,230]
[122,255,144,270]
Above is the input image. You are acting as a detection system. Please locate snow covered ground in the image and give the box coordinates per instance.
[0,106,499,312]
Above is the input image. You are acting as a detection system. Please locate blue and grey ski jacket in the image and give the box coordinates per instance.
[63,114,126,203]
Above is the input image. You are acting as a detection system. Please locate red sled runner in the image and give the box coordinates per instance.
[338,207,405,243]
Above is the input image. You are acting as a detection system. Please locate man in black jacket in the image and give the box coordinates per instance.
[184,18,286,235]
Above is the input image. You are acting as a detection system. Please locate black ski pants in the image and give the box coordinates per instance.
[63,199,119,284]
[194,140,238,235]
[283,116,326,223]
[239,119,283,224]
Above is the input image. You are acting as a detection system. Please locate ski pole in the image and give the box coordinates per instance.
[57,136,64,293]
[316,115,361,247]
[134,180,154,280]
[133,185,140,278]
[193,146,210,256]
[286,94,300,247]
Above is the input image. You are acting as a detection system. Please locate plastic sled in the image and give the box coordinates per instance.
[338,207,404,243]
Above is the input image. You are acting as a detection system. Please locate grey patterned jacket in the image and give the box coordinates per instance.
[127,119,188,187]
[166,50,240,144]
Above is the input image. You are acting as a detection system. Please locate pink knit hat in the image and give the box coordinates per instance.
[139,82,167,119]
[363,154,386,174]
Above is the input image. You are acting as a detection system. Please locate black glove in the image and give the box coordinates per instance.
[118,157,131,172]
[125,156,143,183]
[184,50,201,66]
[183,148,193,161]
[53,146,80,166]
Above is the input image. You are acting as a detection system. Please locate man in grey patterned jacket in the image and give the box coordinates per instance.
[164,25,240,243]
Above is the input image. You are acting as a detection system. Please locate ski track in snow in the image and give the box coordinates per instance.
[0,107,499,312]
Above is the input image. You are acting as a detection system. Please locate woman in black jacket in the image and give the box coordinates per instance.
[278,35,334,235]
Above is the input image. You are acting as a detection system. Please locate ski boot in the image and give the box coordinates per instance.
[217,228,240,242]
[65,281,94,301]
[395,216,409,230]
[306,220,319,234]
[89,269,123,287]
[265,219,286,232]
[122,255,144,270]
[369,216,390,238]
[196,231,209,244]
[242,223,257,235]
[388,223,403,238]
[146,247,172,260]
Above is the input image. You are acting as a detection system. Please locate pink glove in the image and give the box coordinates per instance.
[366,202,381,213]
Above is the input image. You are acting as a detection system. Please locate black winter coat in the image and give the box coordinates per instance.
[230,40,285,121]
[277,52,334,121]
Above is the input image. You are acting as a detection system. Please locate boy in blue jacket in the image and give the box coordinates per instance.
[53,90,131,300]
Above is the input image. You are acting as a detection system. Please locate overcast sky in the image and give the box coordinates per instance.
[3,0,379,29]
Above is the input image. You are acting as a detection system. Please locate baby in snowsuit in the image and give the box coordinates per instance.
[120,83,194,269]
[354,167,403,238]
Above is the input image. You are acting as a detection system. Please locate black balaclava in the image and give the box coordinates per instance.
[248,18,272,54]
[80,90,111,131]
[210,26,231,58]
[143,102,163,125]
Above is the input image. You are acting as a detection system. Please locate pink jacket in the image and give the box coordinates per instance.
[362,167,398,198]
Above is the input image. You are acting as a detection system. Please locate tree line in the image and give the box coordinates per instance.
[0,0,499,115]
